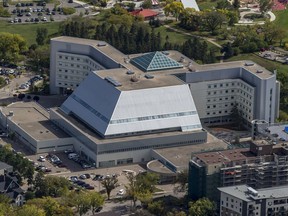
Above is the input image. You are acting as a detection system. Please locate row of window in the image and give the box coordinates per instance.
[58,82,79,88]
[208,82,253,93]
[110,111,198,124]
[98,139,206,154]
[58,74,87,80]
[207,89,253,100]
[58,53,104,70]
[58,69,89,76]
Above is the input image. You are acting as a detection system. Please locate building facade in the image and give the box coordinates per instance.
[188,140,288,203]
[219,185,288,216]
[50,37,280,125]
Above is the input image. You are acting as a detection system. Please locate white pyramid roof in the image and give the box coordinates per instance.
[61,72,202,137]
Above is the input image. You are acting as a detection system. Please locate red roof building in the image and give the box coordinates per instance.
[130,9,159,20]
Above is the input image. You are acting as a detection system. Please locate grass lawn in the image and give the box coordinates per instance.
[274,10,288,42]
[155,24,221,52]
[154,25,191,45]
[197,0,220,10]
[0,21,61,46]
[225,53,288,76]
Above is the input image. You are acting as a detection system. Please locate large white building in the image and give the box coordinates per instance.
[14,35,276,167]
[50,37,280,126]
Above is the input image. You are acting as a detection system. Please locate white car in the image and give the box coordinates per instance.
[117,189,125,196]
[38,156,46,162]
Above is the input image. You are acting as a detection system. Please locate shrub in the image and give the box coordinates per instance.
[62,7,76,15]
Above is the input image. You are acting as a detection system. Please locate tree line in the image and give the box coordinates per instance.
[60,17,217,64]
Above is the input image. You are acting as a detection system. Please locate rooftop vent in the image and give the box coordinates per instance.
[257,70,263,73]
[247,187,258,196]
[145,74,154,79]
[124,58,130,64]
[97,42,107,47]
[179,56,185,63]
[188,62,196,72]
[162,51,169,55]
[245,62,254,66]
[105,76,122,87]
[130,76,139,82]
[127,70,135,75]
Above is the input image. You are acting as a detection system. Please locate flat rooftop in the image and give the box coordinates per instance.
[54,108,204,145]
[219,184,288,202]
[3,102,70,141]
[193,148,256,165]
[154,133,228,168]
[96,68,186,91]
[147,160,174,174]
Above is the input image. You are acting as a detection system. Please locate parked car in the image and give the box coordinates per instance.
[68,153,79,159]
[79,174,87,179]
[64,149,74,154]
[117,189,125,196]
[38,156,46,162]
[70,176,78,182]
[85,185,94,190]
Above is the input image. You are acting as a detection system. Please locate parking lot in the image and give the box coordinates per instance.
[1,0,89,23]
[258,50,288,64]
[28,150,146,198]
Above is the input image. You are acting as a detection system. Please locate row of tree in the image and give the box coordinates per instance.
[59,16,217,64]
[0,190,104,216]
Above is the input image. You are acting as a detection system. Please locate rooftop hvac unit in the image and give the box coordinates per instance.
[247,187,258,196]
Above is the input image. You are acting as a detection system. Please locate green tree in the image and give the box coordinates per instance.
[66,191,91,216]
[164,2,184,21]
[34,173,70,198]
[89,192,105,214]
[142,0,152,9]
[262,22,286,45]
[0,33,27,63]
[0,202,13,216]
[233,0,240,9]
[174,169,188,192]
[27,197,62,216]
[147,200,165,215]
[203,11,227,34]
[258,0,273,14]
[15,204,46,216]
[101,176,119,200]
[189,198,216,216]
[125,172,159,207]
[36,28,48,46]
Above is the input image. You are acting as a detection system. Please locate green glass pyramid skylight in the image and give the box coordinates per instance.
[131,51,183,72]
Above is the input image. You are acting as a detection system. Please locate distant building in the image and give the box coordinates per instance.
[0,162,24,206]
[219,184,288,216]
[180,0,200,11]
[130,9,159,20]
[0,161,13,175]
[188,140,288,202]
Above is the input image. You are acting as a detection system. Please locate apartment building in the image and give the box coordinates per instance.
[219,185,288,216]
[188,140,288,202]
